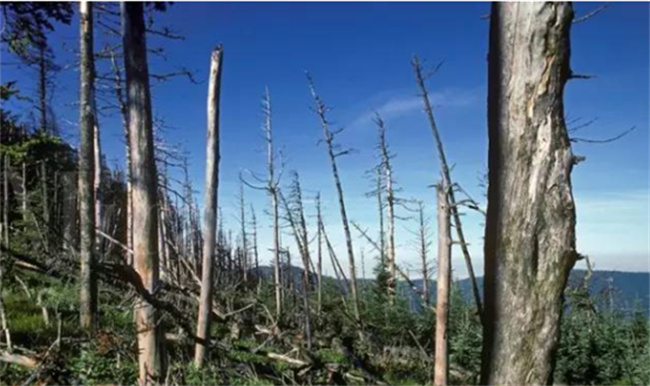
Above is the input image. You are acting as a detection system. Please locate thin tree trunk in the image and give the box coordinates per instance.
[307,75,362,332]
[251,206,259,275]
[376,115,397,304]
[480,3,577,385]
[78,0,97,332]
[417,202,430,306]
[0,154,11,351]
[316,193,323,316]
[39,44,47,134]
[433,184,450,386]
[375,167,386,269]
[239,182,248,282]
[40,161,48,227]
[413,57,483,324]
[62,170,78,251]
[93,122,103,240]
[261,90,283,319]
[194,46,223,368]
[122,3,165,383]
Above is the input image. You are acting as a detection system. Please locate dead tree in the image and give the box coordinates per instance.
[480,3,578,385]
[78,0,97,332]
[375,114,397,304]
[280,172,313,349]
[0,154,11,351]
[412,56,483,323]
[251,205,260,275]
[315,193,323,316]
[433,184,451,386]
[195,46,223,368]
[241,88,283,318]
[306,73,362,330]
[122,3,165,383]
[238,181,248,281]
[416,201,431,306]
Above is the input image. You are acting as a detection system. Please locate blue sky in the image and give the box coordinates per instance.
[2,2,648,278]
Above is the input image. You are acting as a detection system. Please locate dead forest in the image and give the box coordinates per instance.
[0,2,648,386]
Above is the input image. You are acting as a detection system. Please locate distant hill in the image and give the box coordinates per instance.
[254,266,649,315]
[399,269,650,315]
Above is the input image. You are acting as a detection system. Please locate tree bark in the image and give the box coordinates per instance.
[480,3,577,385]
[78,0,97,332]
[433,185,450,386]
[194,46,223,368]
[122,3,165,383]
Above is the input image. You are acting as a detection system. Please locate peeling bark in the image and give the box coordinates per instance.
[481,3,577,385]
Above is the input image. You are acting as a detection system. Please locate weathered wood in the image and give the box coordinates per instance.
[481,3,577,385]
[433,185,450,386]
[78,0,97,332]
[122,3,165,384]
[194,46,223,368]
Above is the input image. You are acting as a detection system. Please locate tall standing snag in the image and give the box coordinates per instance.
[433,184,451,386]
[195,46,223,367]
[413,56,483,323]
[307,74,362,331]
[78,0,97,332]
[481,3,577,385]
[122,3,165,383]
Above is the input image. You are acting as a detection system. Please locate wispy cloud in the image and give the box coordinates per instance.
[349,86,482,129]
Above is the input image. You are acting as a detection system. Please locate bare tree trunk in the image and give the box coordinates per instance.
[413,57,483,323]
[376,115,397,304]
[122,3,165,383]
[93,122,103,240]
[433,185,450,386]
[194,46,223,368]
[375,167,386,269]
[39,44,47,134]
[316,193,323,316]
[40,161,48,228]
[480,3,577,385]
[251,205,259,275]
[307,75,362,332]
[78,0,97,332]
[109,50,133,264]
[62,170,78,251]
[0,154,12,351]
[260,90,283,319]
[239,182,248,282]
[417,202,430,306]
[281,174,313,349]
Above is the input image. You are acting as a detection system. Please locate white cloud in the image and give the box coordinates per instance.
[348,86,482,129]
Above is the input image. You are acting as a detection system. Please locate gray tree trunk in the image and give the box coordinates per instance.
[261,90,283,318]
[433,185,450,386]
[480,3,577,385]
[78,0,97,332]
[194,46,223,368]
[122,3,165,383]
